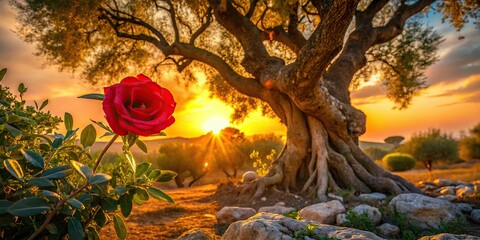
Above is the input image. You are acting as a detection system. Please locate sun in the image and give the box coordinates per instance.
[202,117,230,134]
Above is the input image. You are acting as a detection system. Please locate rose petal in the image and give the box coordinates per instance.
[102,86,128,136]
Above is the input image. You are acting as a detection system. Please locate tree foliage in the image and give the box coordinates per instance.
[459,123,480,160]
[384,135,405,147]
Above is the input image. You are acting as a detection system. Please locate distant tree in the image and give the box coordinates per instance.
[156,143,208,187]
[459,123,480,160]
[211,127,249,178]
[364,147,390,161]
[384,136,405,148]
[398,129,458,171]
[11,0,478,198]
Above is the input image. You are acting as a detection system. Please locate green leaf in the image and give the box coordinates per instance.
[39,99,48,111]
[100,132,115,138]
[28,178,54,187]
[94,210,107,227]
[0,68,6,82]
[4,159,24,180]
[135,162,151,177]
[87,226,100,240]
[67,198,85,210]
[68,217,84,240]
[113,214,127,240]
[65,129,78,140]
[156,170,177,182]
[52,138,63,149]
[89,173,111,185]
[64,112,73,130]
[80,124,96,148]
[78,93,105,101]
[70,160,93,179]
[18,83,27,94]
[123,151,136,174]
[147,169,161,181]
[42,165,72,179]
[46,223,59,234]
[100,198,118,212]
[119,194,133,218]
[115,185,129,195]
[42,190,61,202]
[135,188,149,201]
[22,149,44,168]
[91,119,112,132]
[135,139,148,153]
[147,187,174,203]
[0,200,13,214]
[7,114,21,123]
[5,124,22,137]
[7,197,50,216]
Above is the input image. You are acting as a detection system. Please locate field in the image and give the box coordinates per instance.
[99,160,480,239]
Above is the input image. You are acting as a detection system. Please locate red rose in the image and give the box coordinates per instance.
[102,74,176,136]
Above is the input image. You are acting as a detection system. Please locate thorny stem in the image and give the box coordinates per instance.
[27,134,119,240]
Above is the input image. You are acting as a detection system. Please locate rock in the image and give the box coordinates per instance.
[387,193,464,229]
[438,186,456,195]
[418,181,435,186]
[418,233,480,240]
[299,200,346,224]
[336,213,347,226]
[258,206,295,215]
[177,229,215,240]
[260,197,267,201]
[242,171,257,183]
[357,193,387,205]
[456,186,474,197]
[455,203,474,213]
[434,179,457,187]
[436,195,457,201]
[216,207,256,225]
[471,209,480,224]
[376,223,400,238]
[350,204,382,225]
[328,193,344,202]
[222,212,385,240]
[474,183,480,194]
[276,201,286,206]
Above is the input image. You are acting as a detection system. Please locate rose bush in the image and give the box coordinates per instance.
[103,74,176,136]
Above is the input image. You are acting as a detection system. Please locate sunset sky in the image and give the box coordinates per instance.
[0,2,479,142]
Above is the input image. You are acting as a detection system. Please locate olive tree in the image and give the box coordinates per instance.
[11,0,478,200]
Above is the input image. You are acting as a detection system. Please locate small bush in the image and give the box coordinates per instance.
[459,123,480,160]
[383,153,416,172]
[364,147,390,161]
[344,211,375,233]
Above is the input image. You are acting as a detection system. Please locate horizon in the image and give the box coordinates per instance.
[0,2,479,142]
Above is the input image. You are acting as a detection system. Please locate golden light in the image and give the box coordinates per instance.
[358,73,382,89]
[202,116,230,134]
[204,162,209,167]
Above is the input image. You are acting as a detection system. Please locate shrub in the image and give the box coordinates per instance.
[251,149,276,176]
[397,129,458,171]
[344,210,375,233]
[364,147,390,161]
[382,153,416,172]
[0,69,173,239]
[459,123,480,160]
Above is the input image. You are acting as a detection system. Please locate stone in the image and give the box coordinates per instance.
[222,212,386,240]
[357,192,387,205]
[258,206,295,215]
[471,209,480,224]
[216,207,256,225]
[336,213,347,226]
[350,204,382,225]
[456,186,474,197]
[438,186,456,195]
[434,179,457,187]
[436,195,457,201]
[328,193,344,202]
[387,193,464,229]
[375,223,400,238]
[177,229,215,240]
[299,200,346,224]
[242,171,257,183]
[418,233,480,240]
[260,197,267,201]
[474,183,480,194]
[455,203,474,213]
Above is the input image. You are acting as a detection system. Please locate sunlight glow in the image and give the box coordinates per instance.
[358,73,382,89]
[202,117,230,134]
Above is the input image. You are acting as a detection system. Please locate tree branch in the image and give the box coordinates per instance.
[189,7,213,45]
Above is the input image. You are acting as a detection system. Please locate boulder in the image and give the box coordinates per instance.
[336,213,347,226]
[357,193,386,205]
[436,195,457,201]
[471,209,480,224]
[258,206,295,215]
[177,229,215,240]
[327,193,344,202]
[456,186,474,197]
[387,193,464,229]
[222,212,385,240]
[242,171,258,183]
[455,203,474,213]
[418,233,480,240]
[375,223,400,238]
[216,207,256,225]
[434,179,457,187]
[350,204,382,225]
[474,183,480,194]
[299,200,346,224]
[438,186,456,195]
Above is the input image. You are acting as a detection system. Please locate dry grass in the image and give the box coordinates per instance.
[394,160,480,183]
